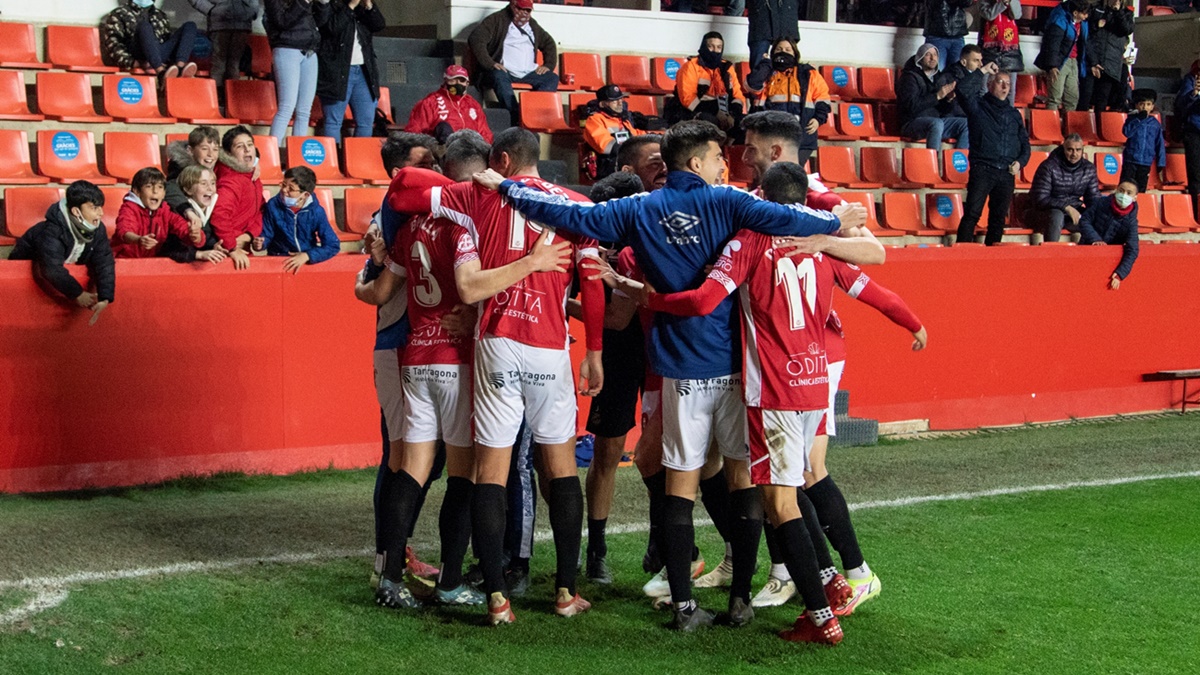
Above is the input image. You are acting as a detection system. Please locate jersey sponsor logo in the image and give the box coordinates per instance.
[660,212,701,245]
[674,376,737,397]
[405,365,461,383]
[402,369,411,384]
[674,379,693,396]
[492,284,545,324]
[786,347,829,388]
[488,371,506,389]
[507,369,556,387]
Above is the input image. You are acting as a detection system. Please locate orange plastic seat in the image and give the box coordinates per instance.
[0,70,43,121]
[942,148,970,185]
[344,187,387,235]
[651,57,685,94]
[97,186,129,237]
[1018,151,1049,189]
[0,22,50,69]
[1164,153,1188,186]
[376,87,395,125]
[253,135,284,184]
[5,187,66,238]
[36,72,114,123]
[1066,111,1119,147]
[1136,193,1188,233]
[607,55,652,92]
[875,102,902,138]
[312,186,360,242]
[725,146,754,187]
[861,146,921,188]
[836,103,894,140]
[1028,109,1064,145]
[857,67,895,101]
[286,136,362,186]
[559,52,604,91]
[1097,111,1127,144]
[815,146,882,189]
[247,34,273,78]
[1162,193,1200,232]
[1147,6,1176,15]
[925,193,964,232]
[819,65,857,100]
[519,91,573,133]
[882,192,941,235]
[627,94,658,118]
[36,130,116,184]
[0,130,50,184]
[102,132,162,183]
[838,191,901,236]
[164,78,237,124]
[343,137,391,185]
[817,113,851,141]
[1095,152,1122,187]
[567,92,594,128]
[903,148,956,188]
[1014,74,1036,107]
[225,79,278,126]
[102,75,175,123]
[45,25,118,73]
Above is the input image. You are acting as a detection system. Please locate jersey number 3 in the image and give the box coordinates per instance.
[775,256,817,330]
[410,241,442,307]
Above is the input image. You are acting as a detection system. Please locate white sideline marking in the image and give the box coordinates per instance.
[2,469,1198,625]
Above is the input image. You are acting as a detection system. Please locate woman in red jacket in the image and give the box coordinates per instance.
[212,126,265,270]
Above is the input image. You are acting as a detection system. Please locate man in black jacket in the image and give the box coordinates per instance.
[1027,134,1101,241]
[924,0,975,71]
[467,0,559,120]
[1085,0,1135,112]
[898,44,969,150]
[939,44,999,119]
[9,181,115,324]
[955,73,1031,245]
[746,0,802,69]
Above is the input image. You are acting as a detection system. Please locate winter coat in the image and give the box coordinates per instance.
[164,141,207,219]
[161,196,219,263]
[747,0,801,44]
[1035,2,1089,75]
[1077,195,1139,279]
[466,7,557,78]
[1175,71,1200,134]
[212,151,265,250]
[314,0,385,103]
[100,1,174,69]
[674,56,748,113]
[1086,4,1134,81]
[189,0,262,32]
[897,56,952,125]
[924,0,974,39]
[746,63,831,152]
[1029,146,1101,210]
[937,61,986,118]
[960,90,1031,170]
[263,0,320,52]
[261,193,341,263]
[1122,113,1167,168]
[111,193,194,259]
[403,88,494,143]
[9,201,116,303]
[979,0,1024,73]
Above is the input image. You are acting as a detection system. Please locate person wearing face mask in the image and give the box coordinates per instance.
[1077,181,1140,290]
[9,181,115,325]
[745,38,831,166]
[405,66,494,144]
[745,0,803,70]
[101,0,199,80]
[260,166,342,273]
[583,85,646,180]
[670,32,747,133]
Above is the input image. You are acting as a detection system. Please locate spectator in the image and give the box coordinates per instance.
[745,0,802,69]
[1086,0,1134,112]
[1078,181,1140,289]
[263,0,321,144]
[113,167,202,259]
[315,0,386,143]
[188,0,262,94]
[979,0,1022,104]
[1175,60,1200,218]
[669,32,747,132]
[924,0,975,71]
[405,66,494,144]
[582,85,646,180]
[956,73,1031,245]
[162,165,228,264]
[441,130,492,179]
[101,0,198,79]
[212,126,266,269]
[467,0,559,121]
[616,134,667,192]
[1120,89,1166,193]
[897,44,969,150]
[8,182,114,324]
[1027,133,1101,242]
[744,38,831,166]
[939,44,998,119]
[165,126,221,231]
[1035,0,1091,113]
[260,166,341,272]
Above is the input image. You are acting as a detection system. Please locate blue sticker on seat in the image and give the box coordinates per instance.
[847,105,864,126]
[952,151,968,173]
[1104,154,1119,175]
[936,195,953,217]
[301,139,326,166]
[52,132,80,161]
[832,67,849,87]
[117,77,143,104]
[664,59,680,80]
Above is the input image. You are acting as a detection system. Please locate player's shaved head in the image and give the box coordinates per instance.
[760,162,809,206]
[490,127,541,176]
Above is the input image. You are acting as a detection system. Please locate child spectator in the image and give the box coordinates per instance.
[162,165,229,265]
[1078,181,1140,289]
[101,0,199,80]
[188,0,262,94]
[1121,89,1167,193]
[166,126,221,230]
[113,168,202,259]
[8,181,114,324]
[261,166,341,273]
[212,126,266,270]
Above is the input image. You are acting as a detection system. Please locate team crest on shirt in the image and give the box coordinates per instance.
[469,108,478,120]
[660,212,701,245]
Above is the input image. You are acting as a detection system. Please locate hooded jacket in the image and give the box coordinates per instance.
[924,0,974,39]
[263,0,320,52]
[188,0,262,32]
[9,201,116,303]
[1029,146,1101,210]
[1086,3,1133,80]
[960,90,1031,170]
[1122,113,1167,168]
[1077,195,1139,279]
[404,87,494,143]
[314,0,385,103]
[745,62,831,152]
[212,150,264,250]
[897,55,951,125]
[1035,2,1090,75]
[260,192,341,263]
[101,1,174,69]
[466,6,557,79]
[111,192,195,259]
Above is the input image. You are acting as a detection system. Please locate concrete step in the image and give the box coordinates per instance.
[385,84,439,127]
[387,56,454,88]
[374,37,454,59]
[835,389,849,416]
[829,415,879,447]
[484,107,512,136]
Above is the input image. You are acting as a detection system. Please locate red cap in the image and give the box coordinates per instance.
[512,0,534,9]
[444,65,469,80]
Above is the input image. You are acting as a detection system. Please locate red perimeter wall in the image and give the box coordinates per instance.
[1,246,1197,493]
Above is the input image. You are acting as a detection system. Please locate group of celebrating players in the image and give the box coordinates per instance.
[354,109,927,645]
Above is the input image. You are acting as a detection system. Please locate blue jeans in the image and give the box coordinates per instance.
[321,65,377,142]
[135,19,197,69]
[749,40,772,70]
[923,35,964,72]
[487,68,559,118]
[270,47,319,143]
[902,116,970,149]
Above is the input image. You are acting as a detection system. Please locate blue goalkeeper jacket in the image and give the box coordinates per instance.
[499,170,841,380]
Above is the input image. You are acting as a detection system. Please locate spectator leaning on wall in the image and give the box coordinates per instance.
[1077,181,1140,290]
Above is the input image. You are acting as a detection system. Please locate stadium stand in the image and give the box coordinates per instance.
[343,187,386,235]
[861,146,921,189]
[857,67,896,102]
[0,22,50,69]
[225,80,279,126]
[286,137,363,186]
[247,34,273,79]
[36,130,116,185]
[254,135,286,184]
[837,191,901,237]
[1066,111,1120,147]
[0,130,50,185]
[819,65,856,100]
[941,149,970,186]
[0,70,43,121]
[103,75,176,124]
[560,52,604,91]
[925,192,964,233]
[1028,109,1065,145]
[102,132,163,183]
[519,91,574,133]
[36,72,114,123]
[606,55,652,93]
[881,192,942,235]
[903,148,958,189]
[1162,193,1200,232]
[45,25,118,73]
[343,137,392,185]
[817,145,882,189]
[4,187,65,238]
[165,78,238,125]
[650,56,683,94]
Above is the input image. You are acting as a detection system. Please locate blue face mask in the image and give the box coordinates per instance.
[133,0,155,7]
[283,194,305,208]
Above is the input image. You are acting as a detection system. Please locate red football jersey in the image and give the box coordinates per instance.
[394,214,477,366]
[430,176,599,350]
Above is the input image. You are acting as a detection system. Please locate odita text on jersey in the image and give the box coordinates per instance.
[786,352,829,388]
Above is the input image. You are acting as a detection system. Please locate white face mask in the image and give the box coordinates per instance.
[72,209,101,233]
[1114,192,1135,208]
